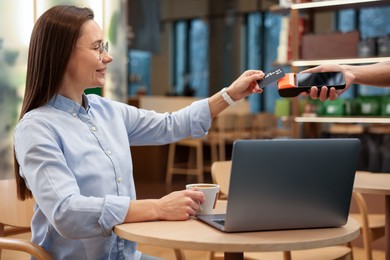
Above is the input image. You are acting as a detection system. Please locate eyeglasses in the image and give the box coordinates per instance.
[98,41,109,60]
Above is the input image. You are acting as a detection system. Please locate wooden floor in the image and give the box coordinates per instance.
[1,176,386,260]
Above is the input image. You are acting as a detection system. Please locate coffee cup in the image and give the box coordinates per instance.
[186,183,220,215]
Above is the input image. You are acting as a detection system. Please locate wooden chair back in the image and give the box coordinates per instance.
[0,179,35,228]
[0,179,53,260]
[252,112,278,139]
[350,184,385,260]
[235,113,255,139]
[211,161,231,199]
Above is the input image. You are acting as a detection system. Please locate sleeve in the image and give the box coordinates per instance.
[117,98,212,145]
[14,119,129,239]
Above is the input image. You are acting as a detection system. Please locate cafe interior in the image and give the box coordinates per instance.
[1,0,390,259]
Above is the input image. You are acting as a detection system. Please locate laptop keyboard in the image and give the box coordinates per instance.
[212,219,225,226]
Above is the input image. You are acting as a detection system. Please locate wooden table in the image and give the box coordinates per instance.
[354,172,390,260]
[114,201,360,260]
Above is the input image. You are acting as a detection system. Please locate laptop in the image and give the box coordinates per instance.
[197,138,361,232]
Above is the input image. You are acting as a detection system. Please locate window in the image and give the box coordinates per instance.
[128,50,152,96]
[173,21,187,96]
[173,19,209,97]
[246,13,263,112]
[189,20,209,97]
[245,12,286,113]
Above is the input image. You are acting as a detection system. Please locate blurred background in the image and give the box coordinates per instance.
[1,0,390,178]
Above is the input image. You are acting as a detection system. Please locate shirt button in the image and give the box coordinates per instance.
[72,113,77,117]
[91,126,96,131]
[106,150,112,155]
[117,177,122,183]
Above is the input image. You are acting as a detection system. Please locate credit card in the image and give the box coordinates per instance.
[258,66,286,88]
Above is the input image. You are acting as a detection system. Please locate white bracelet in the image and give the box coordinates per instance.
[221,87,236,106]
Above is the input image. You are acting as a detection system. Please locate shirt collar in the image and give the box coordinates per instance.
[82,94,91,112]
[49,94,91,115]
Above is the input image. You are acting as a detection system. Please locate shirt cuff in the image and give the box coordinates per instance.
[189,98,212,138]
[99,195,130,236]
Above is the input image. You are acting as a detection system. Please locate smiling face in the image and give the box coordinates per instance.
[60,20,112,102]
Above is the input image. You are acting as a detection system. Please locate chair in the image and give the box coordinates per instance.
[234,113,255,140]
[165,113,237,188]
[274,116,294,138]
[0,179,52,260]
[213,113,238,161]
[211,161,232,200]
[252,112,278,139]
[350,172,386,260]
[209,161,353,260]
[166,117,221,186]
[166,138,206,187]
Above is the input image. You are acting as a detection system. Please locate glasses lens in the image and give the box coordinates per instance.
[99,42,108,59]
[100,42,108,53]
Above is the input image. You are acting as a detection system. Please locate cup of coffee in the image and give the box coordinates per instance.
[186,183,220,215]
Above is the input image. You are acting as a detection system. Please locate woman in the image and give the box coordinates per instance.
[13,5,264,260]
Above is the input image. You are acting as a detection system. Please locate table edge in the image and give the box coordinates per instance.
[114,218,360,252]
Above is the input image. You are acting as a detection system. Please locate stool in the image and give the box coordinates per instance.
[166,138,204,187]
[213,113,238,161]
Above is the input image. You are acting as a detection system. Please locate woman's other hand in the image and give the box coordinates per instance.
[156,190,205,220]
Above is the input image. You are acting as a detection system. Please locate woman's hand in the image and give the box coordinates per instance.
[125,190,205,223]
[301,64,355,101]
[226,70,264,101]
[208,70,264,117]
[155,190,205,220]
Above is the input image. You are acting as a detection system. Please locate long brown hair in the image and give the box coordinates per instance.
[14,5,94,200]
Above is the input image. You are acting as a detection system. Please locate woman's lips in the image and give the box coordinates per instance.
[96,68,106,76]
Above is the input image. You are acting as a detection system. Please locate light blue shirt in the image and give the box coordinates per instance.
[14,94,211,260]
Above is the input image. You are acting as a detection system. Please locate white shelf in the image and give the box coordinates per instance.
[295,116,390,124]
[291,0,389,10]
[291,57,390,67]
